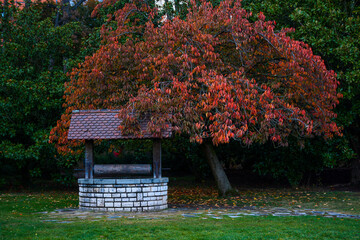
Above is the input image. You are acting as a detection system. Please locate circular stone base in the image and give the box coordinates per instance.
[78,178,168,212]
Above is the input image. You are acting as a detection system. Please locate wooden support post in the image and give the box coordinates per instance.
[84,140,94,179]
[153,139,162,178]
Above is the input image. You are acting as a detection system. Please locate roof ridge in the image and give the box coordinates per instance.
[72,109,121,113]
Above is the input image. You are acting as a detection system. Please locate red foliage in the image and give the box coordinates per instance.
[50,0,341,154]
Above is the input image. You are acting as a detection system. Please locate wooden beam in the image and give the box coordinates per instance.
[84,140,94,179]
[94,164,152,176]
[153,139,162,178]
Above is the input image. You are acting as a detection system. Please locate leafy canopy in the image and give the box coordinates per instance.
[0,1,79,172]
[51,0,341,154]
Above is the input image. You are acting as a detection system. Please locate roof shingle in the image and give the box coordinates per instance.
[67,109,171,140]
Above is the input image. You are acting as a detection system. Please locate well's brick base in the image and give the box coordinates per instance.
[78,178,168,212]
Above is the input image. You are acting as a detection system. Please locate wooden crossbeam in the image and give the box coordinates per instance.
[94,164,152,176]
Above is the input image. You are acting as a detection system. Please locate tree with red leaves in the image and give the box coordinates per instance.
[50,0,341,196]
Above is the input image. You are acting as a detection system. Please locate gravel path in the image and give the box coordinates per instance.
[37,206,360,223]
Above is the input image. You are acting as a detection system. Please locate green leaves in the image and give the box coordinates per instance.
[0,1,100,186]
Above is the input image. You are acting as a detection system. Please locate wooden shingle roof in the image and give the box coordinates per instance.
[67,109,171,140]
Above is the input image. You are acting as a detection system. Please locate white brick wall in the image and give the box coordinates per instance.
[78,178,168,212]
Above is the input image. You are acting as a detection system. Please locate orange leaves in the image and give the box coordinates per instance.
[271,135,281,142]
[258,12,266,21]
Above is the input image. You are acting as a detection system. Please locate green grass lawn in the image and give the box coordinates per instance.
[0,188,359,239]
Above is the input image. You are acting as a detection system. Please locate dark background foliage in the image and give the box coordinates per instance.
[0,0,359,189]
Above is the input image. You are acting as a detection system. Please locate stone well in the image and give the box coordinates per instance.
[78,178,168,212]
[68,109,172,212]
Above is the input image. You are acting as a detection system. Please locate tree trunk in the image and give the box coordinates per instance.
[25,0,31,8]
[201,141,233,196]
[62,0,70,22]
[2,0,9,54]
[351,158,360,185]
[348,124,360,185]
